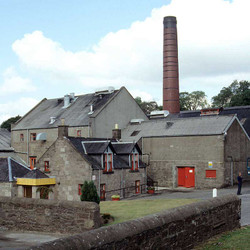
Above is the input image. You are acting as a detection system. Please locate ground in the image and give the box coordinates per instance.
[1,182,249,248]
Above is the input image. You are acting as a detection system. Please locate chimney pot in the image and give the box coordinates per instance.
[58,125,68,139]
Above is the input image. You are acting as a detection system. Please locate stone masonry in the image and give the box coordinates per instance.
[29,194,240,249]
[0,196,100,234]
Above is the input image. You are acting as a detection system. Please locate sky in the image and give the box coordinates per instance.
[0,0,249,124]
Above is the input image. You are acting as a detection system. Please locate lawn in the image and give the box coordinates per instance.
[195,226,250,250]
[100,198,199,225]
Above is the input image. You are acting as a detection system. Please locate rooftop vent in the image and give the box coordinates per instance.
[63,93,77,108]
[49,117,56,124]
[88,104,94,115]
[150,110,169,119]
[130,119,144,124]
[94,86,115,96]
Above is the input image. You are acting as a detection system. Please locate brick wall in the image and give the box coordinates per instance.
[0,197,100,234]
[29,194,240,250]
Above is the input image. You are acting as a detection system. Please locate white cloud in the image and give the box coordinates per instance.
[0,67,36,95]
[11,0,250,102]
[0,97,39,124]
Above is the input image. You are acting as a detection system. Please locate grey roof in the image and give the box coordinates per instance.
[22,169,49,179]
[67,137,145,169]
[178,105,250,137]
[12,89,120,130]
[111,142,141,154]
[0,157,30,182]
[121,115,237,142]
[0,129,13,151]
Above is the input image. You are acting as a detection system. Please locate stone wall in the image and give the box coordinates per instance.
[0,182,12,197]
[29,194,240,250]
[0,196,100,234]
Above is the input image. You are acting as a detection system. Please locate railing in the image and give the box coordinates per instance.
[102,184,147,200]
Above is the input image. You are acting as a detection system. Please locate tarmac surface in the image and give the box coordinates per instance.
[1,183,249,249]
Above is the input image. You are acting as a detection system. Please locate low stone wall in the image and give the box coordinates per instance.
[0,197,100,234]
[30,194,240,249]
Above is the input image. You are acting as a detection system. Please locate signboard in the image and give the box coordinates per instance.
[92,175,96,181]
[208,162,213,168]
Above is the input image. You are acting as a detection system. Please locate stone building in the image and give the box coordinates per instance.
[122,115,250,189]
[36,126,146,201]
[11,87,148,167]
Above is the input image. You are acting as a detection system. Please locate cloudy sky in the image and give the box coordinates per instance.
[0,0,249,124]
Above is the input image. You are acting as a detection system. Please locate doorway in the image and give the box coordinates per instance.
[177,167,195,188]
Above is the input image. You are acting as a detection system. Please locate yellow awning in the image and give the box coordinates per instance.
[16,178,56,186]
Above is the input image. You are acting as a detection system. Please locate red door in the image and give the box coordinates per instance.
[100,184,106,201]
[185,167,195,188]
[178,167,195,188]
[178,168,185,186]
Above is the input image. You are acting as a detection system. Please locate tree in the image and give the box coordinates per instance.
[80,181,100,204]
[1,115,21,131]
[212,80,250,107]
[179,91,208,111]
[135,97,162,114]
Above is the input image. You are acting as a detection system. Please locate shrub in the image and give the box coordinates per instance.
[80,181,100,204]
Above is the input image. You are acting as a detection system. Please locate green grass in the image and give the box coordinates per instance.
[100,198,199,225]
[195,226,250,250]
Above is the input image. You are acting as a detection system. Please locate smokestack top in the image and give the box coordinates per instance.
[163,16,177,28]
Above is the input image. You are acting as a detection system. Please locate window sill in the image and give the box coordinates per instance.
[103,171,114,174]
[129,169,139,173]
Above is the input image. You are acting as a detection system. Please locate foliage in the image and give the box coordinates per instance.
[0,115,21,131]
[195,226,250,250]
[212,80,250,107]
[111,195,120,199]
[80,181,100,204]
[36,186,53,199]
[100,198,198,225]
[147,186,155,191]
[135,97,162,114]
[179,91,208,111]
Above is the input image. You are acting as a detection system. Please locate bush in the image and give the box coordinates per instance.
[80,181,100,204]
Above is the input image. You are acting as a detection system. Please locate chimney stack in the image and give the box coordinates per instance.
[163,16,180,113]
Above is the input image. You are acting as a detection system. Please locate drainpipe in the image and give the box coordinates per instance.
[227,156,233,186]
[27,129,29,166]
[98,169,101,197]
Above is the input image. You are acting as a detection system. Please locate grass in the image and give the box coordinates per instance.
[100,198,199,225]
[195,226,250,250]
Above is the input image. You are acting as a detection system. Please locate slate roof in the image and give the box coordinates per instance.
[111,142,142,154]
[0,129,13,151]
[22,169,49,179]
[178,105,250,137]
[0,157,30,182]
[12,89,120,130]
[121,115,238,142]
[67,137,145,169]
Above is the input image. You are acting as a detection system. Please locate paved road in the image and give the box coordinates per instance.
[128,182,250,226]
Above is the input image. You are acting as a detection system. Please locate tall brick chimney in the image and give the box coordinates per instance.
[163,16,180,113]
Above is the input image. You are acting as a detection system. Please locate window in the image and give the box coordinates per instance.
[23,186,32,198]
[78,184,83,195]
[100,184,106,201]
[135,180,140,194]
[131,153,139,171]
[103,153,113,172]
[29,157,36,170]
[44,161,50,172]
[20,133,24,142]
[30,133,36,141]
[77,130,81,137]
[206,170,216,178]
